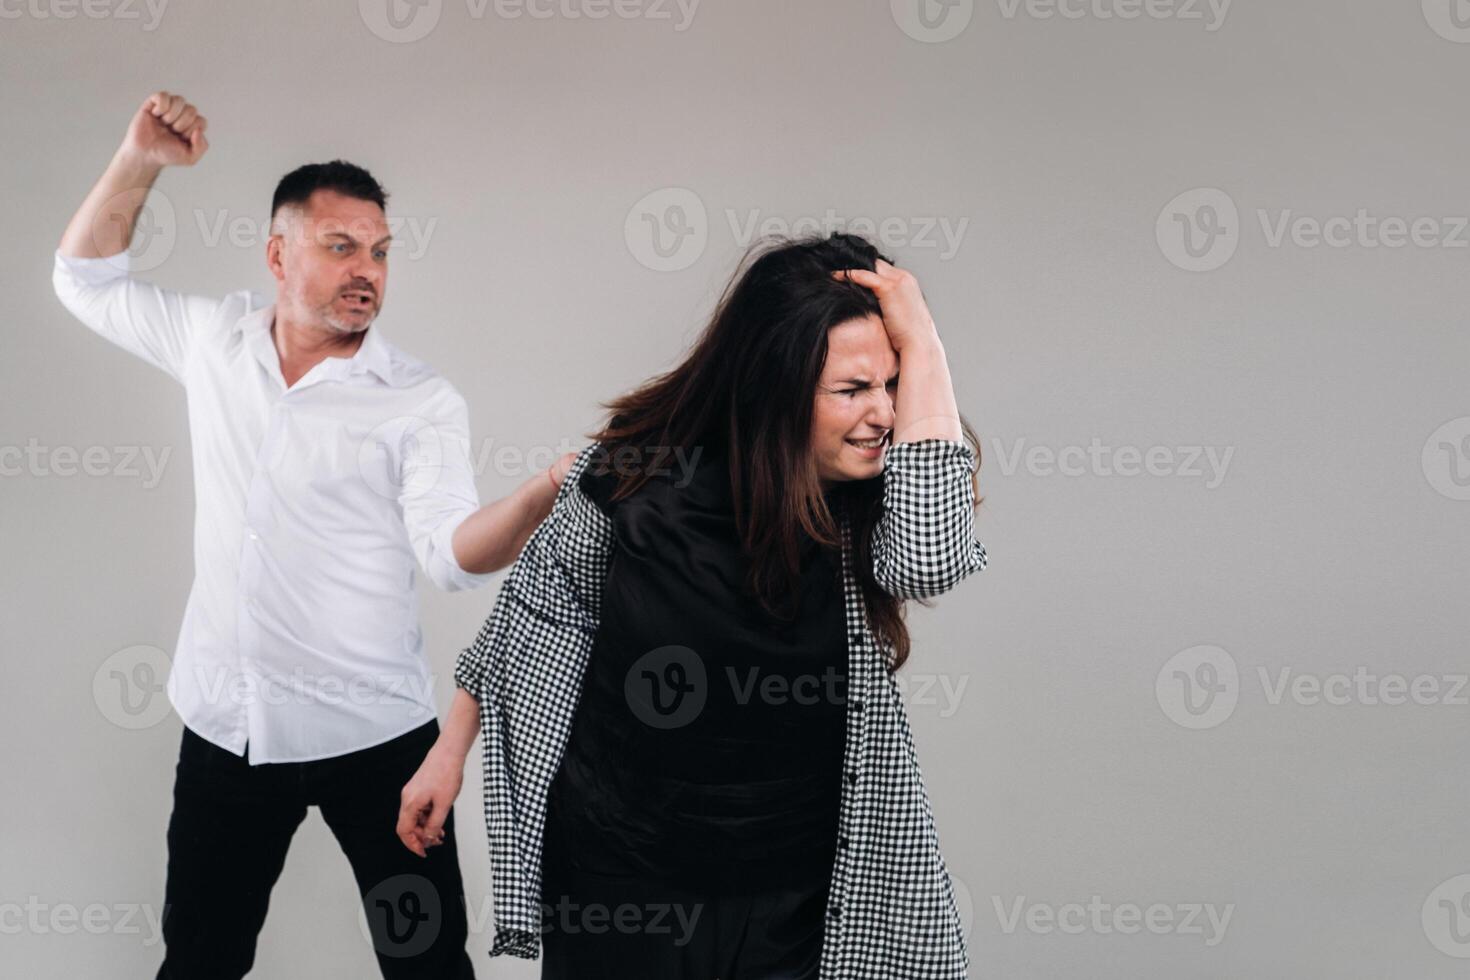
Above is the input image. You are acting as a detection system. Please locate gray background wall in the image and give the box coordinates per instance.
[3,0,1468,976]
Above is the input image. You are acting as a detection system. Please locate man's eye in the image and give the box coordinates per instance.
[331,243,348,253]
[373,250,388,260]
[840,389,861,397]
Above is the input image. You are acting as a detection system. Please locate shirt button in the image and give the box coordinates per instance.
[838,835,851,849]
[828,904,842,920]
[845,770,858,785]
[849,632,863,645]
[247,530,260,541]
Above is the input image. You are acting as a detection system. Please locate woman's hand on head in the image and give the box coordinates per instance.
[833,259,941,354]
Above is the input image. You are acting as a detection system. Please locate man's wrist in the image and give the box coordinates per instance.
[109,146,165,186]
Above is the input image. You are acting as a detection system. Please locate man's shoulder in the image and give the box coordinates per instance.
[373,343,486,443]
[208,288,269,325]
[374,336,462,402]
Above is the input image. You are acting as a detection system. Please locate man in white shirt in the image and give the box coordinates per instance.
[55,91,561,979]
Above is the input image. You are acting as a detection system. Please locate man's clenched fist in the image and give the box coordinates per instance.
[122,91,209,168]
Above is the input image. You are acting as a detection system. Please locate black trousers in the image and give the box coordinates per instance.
[155,720,476,980]
[539,832,828,980]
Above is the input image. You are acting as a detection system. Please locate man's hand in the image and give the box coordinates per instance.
[396,742,465,857]
[122,91,209,169]
[550,450,577,487]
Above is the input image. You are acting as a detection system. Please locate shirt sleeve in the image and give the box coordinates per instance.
[871,437,989,599]
[399,387,497,593]
[51,248,223,384]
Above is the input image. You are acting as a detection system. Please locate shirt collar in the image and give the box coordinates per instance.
[239,304,397,388]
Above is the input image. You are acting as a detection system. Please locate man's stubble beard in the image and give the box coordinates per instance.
[321,306,377,333]
[287,280,378,335]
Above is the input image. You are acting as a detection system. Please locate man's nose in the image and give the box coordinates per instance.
[349,254,383,288]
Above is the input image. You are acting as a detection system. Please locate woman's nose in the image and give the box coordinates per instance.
[868,389,896,429]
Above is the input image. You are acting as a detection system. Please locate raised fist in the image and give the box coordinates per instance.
[121,91,209,168]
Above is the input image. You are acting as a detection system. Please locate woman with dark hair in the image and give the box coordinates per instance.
[402,233,987,979]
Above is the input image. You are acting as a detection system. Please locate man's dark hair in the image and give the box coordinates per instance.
[270,160,388,218]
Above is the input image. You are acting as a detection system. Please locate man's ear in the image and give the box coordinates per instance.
[265,233,286,283]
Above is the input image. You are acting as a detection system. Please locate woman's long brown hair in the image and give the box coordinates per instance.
[587,234,982,672]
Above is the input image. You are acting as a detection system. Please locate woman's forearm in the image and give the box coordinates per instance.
[435,688,482,761]
[893,338,963,445]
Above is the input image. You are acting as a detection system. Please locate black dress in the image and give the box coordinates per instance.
[539,446,849,978]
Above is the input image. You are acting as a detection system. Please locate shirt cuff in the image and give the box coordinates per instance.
[54,248,132,285]
[428,514,497,592]
[885,437,978,473]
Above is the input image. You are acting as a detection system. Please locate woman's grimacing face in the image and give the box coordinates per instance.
[811,314,899,484]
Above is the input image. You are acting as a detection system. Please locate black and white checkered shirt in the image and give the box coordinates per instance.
[454,437,988,978]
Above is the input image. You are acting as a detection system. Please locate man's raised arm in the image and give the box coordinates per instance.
[53,92,218,384]
[60,91,208,258]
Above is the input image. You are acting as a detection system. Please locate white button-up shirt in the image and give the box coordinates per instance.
[53,249,494,763]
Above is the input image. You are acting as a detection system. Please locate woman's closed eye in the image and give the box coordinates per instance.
[835,378,899,398]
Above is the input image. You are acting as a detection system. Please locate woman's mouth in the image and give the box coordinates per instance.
[845,433,890,458]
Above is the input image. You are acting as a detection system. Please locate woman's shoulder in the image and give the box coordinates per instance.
[576,460,622,517]
[576,442,730,520]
